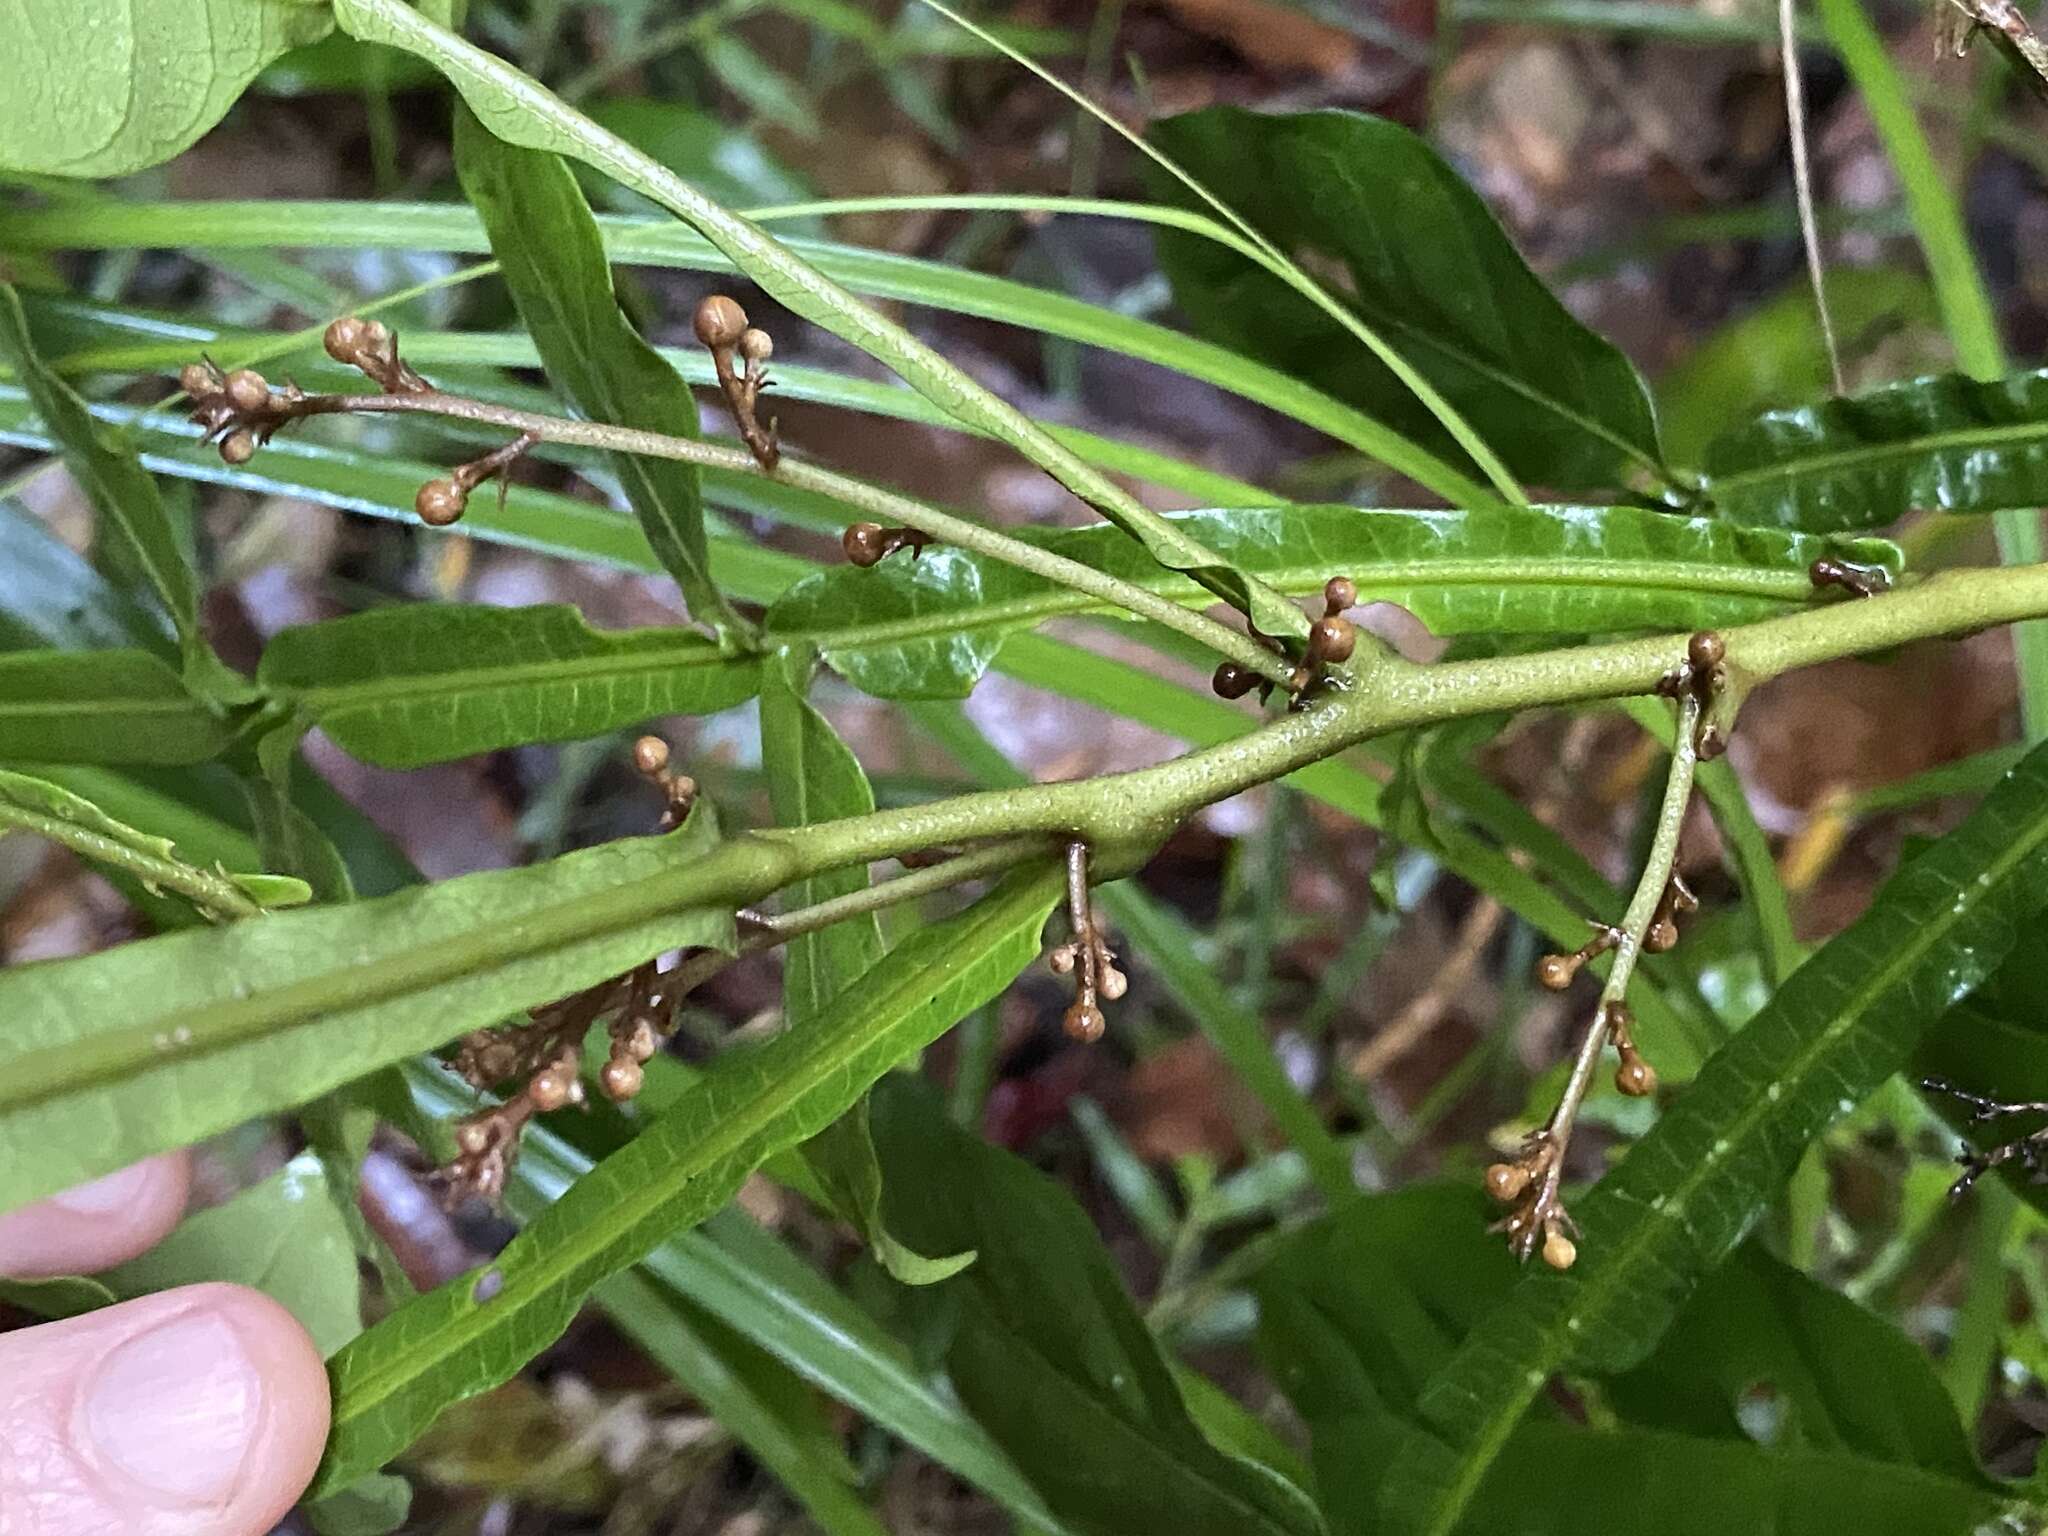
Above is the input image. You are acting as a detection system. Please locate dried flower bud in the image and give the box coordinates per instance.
[1309,615,1356,665]
[843,522,887,566]
[1645,918,1678,953]
[218,429,258,466]
[324,316,369,363]
[1534,953,1575,991]
[415,478,467,527]
[1615,1053,1658,1097]
[1063,1000,1106,1043]
[1687,631,1726,671]
[626,1017,661,1062]
[633,735,670,777]
[1047,942,1078,975]
[1323,576,1357,613]
[1541,1230,1577,1270]
[223,369,270,413]
[529,1068,573,1112]
[695,294,749,350]
[455,1121,491,1157]
[1485,1162,1530,1202]
[1211,661,1257,699]
[179,363,215,397]
[738,328,774,364]
[1098,964,1129,1001]
[600,1058,644,1101]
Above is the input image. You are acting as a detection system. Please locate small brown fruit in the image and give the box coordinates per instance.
[1645,918,1678,953]
[529,1068,572,1112]
[1047,943,1077,975]
[1323,575,1357,612]
[843,521,886,567]
[223,369,270,412]
[1534,953,1574,991]
[1687,630,1726,670]
[600,1059,644,1101]
[1615,1054,1658,1097]
[218,429,258,466]
[179,363,215,397]
[1541,1230,1577,1271]
[456,1121,491,1156]
[1063,1001,1106,1043]
[1485,1162,1530,1203]
[626,1018,661,1062]
[632,735,670,777]
[694,294,749,350]
[1098,964,1129,1001]
[415,478,467,527]
[324,316,368,363]
[1211,661,1257,699]
[1309,615,1356,665]
[738,327,774,364]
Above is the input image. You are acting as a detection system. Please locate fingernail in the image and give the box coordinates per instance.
[47,1162,155,1216]
[83,1309,261,1504]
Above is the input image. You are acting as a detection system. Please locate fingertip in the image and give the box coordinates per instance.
[0,1154,193,1279]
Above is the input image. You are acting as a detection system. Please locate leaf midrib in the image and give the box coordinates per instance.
[1709,417,2048,496]
[268,635,740,714]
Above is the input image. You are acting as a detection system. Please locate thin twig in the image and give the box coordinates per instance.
[1783,0,1846,391]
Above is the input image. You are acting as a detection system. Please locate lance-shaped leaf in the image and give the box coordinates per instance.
[0,766,308,918]
[869,1077,1326,1536]
[331,0,1309,644]
[1145,108,1666,496]
[1703,367,2048,531]
[1380,739,2048,1536]
[0,0,331,177]
[0,808,745,1214]
[769,503,1897,700]
[312,861,1060,1497]
[452,106,753,640]
[257,603,761,768]
[0,648,232,764]
[0,496,172,655]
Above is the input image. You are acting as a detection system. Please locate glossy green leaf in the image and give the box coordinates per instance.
[772,503,1896,699]
[257,603,761,768]
[0,286,207,675]
[329,0,1303,643]
[869,1077,1326,1536]
[303,1474,413,1536]
[101,1152,363,1356]
[313,861,1059,1496]
[0,198,1491,503]
[0,647,232,764]
[0,808,739,1214]
[1703,367,2048,531]
[1146,108,1665,495]
[1382,738,2048,1536]
[0,765,308,918]
[0,0,330,176]
[453,106,750,638]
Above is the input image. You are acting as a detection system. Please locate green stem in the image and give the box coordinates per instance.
[0,803,261,920]
[293,387,1299,686]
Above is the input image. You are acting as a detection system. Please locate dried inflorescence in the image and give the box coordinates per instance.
[1655,630,1732,758]
[1049,842,1125,1042]
[631,733,699,830]
[1484,1132,1578,1270]
[1922,1077,2048,1197]
[695,294,779,470]
[841,522,935,567]
[1212,575,1359,702]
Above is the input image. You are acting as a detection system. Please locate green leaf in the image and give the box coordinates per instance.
[1703,367,2048,531]
[1381,737,2048,1536]
[328,0,1306,642]
[313,861,1059,1496]
[770,504,1893,699]
[869,1076,1326,1536]
[257,603,761,768]
[576,98,818,223]
[0,808,741,1214]
[0,0,331,176]
[1146,108,1665,495]
[453,105,752,639]
[0,647,232,764]
[0,285,212,680]
[304,1474,413,1536]
[0,496,171,656]
[0,765,308,919]
[101,1152,362,1355]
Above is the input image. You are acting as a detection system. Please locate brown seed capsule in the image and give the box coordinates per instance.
[1644,918,1678,953]
[1063,1000,1106,1043]
[1534,953,1575,991]
[694,294,749,350]
[415,478,467,527]
[179,363,215,397]
[843,521,886,567]
[223,369,270,413]
[218,429,258,466]
[626,1018,661,1062]
[1615,1054,1658,1097]
[1541,1230,1577,1271]
[1309,615,1356,665]
[600,1058,644,1101]
[1211,661,1257,699]
[1047,943,1078,975]
[455,1121,491,1157]
[360,318,392,349]
[1324,576,1357,613]
[1485,1162,1530,1203]
[738,328,774,364]
[324,316,368,363]
[529,1068,572,1112]
[633,735,670,777]
[1687,631,1726,671]
[1098,965,1129,1001]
